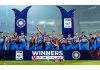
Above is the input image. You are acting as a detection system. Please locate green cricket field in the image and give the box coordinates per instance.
[0,60,100,65]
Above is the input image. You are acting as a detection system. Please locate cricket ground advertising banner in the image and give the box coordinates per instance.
[0,50,100,60]
[31,51,64,60]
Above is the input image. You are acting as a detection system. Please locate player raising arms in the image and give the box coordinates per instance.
[59,34,67,50]
[95,32,100,50]
[4,33,11,50]
[10,32,19,50]
[29,33,36,50]
[0,32,5,50]
[35,25,46,50]
[19,31,28,50]
[88,33,96,50]
[66,33,74,50]
[73,32,80,50]
[79,32,89,50]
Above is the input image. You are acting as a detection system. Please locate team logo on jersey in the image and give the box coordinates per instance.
[16,18,26,28]
[72,51,80,60]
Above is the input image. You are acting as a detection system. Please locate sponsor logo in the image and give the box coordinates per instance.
[64,18,72,28]
[32,55,37,61]
[16,51,23,60]
[72,51,80,60]
[16,18,26,28]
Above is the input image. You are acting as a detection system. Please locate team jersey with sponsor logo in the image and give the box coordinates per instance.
[30,37,35,43]
[80,36,87,43]
[52,36,56,40]
[96,36,100,43]
[60,38,65,43]
[19,36,27,42]
[67,37,72,44]
[12,37,18,42]
[0,36,5,43]
[74,36,79,43]
[88,37,95,45]
[45,39,51,45]
[37,37,42,44]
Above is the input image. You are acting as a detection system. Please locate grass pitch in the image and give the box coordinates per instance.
[0,60,100,65]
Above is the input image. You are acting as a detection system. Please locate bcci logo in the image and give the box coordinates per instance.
[16,18,26,28]
[72,51,80,60]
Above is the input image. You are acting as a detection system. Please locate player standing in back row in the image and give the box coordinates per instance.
[95,32,100,50]
[19,31,28,50]
[73,32,80,50]
[80,32,89,50]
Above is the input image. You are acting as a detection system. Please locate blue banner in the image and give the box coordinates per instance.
[12,6,31,36]
[0,50,99,60]
[57,6,75,38]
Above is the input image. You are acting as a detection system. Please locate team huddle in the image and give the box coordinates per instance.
[0,26,100,50]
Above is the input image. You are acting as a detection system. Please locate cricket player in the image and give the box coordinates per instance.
[73,32,80,50]
[35,25,46,50]
[50,31,58,50]
[10,32,19,50]
[79,32,89,50]
[29,33,36,50]
[54,38,60,50]
[59,34,67,50]
[95,32,100,50]
[0,32,5,50]
[44,35,52,50]
[66,33,73,50]
[36,33,42,50]
[19,31,28,50]
[4,33,11,50]
[88,33,96,50]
